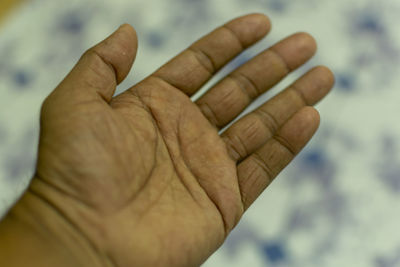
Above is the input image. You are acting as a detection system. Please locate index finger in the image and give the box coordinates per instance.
[150,13,271,96]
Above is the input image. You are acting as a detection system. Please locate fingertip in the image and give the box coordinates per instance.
[111,23,138,57]
[297,106,320,147]
[60,23,139,103]
[294,32,317,53]
[313,65,335,89]
[95,23,138,84]
[299,106,321,138]
[279,106,320,151]
[118,23,138,45]
[272,32,317,71]
[225,13,272,47]
[292,65,335,105]
[246,13,272,32]
[301,106,320,127]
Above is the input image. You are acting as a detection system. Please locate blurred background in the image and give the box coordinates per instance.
[1,0,400,266]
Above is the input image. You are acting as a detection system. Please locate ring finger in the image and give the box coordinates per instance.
[222,66,334,162]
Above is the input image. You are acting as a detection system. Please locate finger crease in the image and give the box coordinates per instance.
[273,135,296,156]
[223,137,242,162]
[229,72,259,101]
[150,74,179,91]
[199,102,220,128]
[187,46,216,74]
[91,49,118,81]
[290,84,309,106]
[251,152,274,182]
[227,134,248,161]
[240,163,266,210]
[27,182,111,267]
[255,108,279,134]
[268,48,291,73]
[222,25,245,50]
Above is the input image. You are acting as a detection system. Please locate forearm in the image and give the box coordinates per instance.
[0,188,105,267]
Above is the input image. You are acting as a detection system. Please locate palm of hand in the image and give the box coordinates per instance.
[29,14,334,267]
[36,71,241,267]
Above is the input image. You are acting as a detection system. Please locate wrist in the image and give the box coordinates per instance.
[0,179,109,267]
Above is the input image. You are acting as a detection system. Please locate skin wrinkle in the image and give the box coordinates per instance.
[44,98,144,211]
[223,115,266,163]
[79,118,124,203]
[221,25,246,51]
[203,86,237,127]
[270,89,304,116]
[165,90,233,234]
[37,140,94,206]
[148,74,185,95]
[135,169,175,224]
[134,87,229,239]
[232,120,265,163]
[32,173,93,211]
[273,135,297,156]
[134,81,204,203]
[228,72,259,102]
[251,152,275,180]
[290,83,310,106]
[268,48,292,74]
[164,107,227,235]
[82,76,114,103]
[239,157,270,209]
[222,135,242,162]
[112,88,142,107]
[130,91,185,218]
[245,117,267,140]
[187,46,216,75]
[108,119,153,208]
[196,171,240,234]
[26,185,112,267]
[84,49,118,101]
[174,113,199,201]
[152,56,208,95]
[184,114,243,232]
[63,98,110,111]
[220,65,332,165]
[195,33,318,132]
[198,102,220,128]
[225,131,249,162]
[115,126,158,213]
[219,87,244,115]
[255,108,280,135]
[45,99,152,211]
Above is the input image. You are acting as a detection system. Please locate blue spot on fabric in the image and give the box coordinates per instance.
[60,13,84,33]
[261,242,286,263]
[301,149,335,186]
[304,150,325,167]
[336,73,355,91]
[0,126,6,144]
[147,32,165,48]
[13,70,32,87]
[268,0,286,12]
[358,15,384,34]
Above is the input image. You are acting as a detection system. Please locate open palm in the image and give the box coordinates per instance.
[6,14,334,267]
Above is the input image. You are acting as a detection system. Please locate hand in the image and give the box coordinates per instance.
[0,14,334,267]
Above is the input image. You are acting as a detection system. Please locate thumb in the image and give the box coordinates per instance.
[52,24,138,104]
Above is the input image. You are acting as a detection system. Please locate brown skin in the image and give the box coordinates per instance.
[0,14,334,267]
